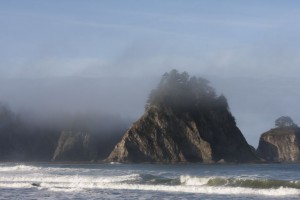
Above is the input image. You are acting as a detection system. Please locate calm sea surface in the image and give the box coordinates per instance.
[0,162,299,199]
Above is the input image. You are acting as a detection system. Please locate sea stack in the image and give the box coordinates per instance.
[257,126,300,162]
[52,131,98,161]
[106,70,257,163]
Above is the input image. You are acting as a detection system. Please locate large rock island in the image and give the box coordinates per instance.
[106,70,258,163]
[256,117,300,162]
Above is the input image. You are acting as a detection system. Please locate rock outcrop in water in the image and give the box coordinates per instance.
[256,127,300,162]
[106,70,258,163]
[52,131,98,161]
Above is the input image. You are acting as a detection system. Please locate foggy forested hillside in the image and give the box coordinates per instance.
[0,103,129,161]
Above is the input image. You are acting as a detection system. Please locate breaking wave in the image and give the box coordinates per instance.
[0,164,299,197]
[180,175,300,189]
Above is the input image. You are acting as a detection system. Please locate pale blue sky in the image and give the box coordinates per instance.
[1,0,300,77]
[1,0,300,146]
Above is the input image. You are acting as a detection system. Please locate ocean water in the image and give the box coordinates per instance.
[0,163,299,199]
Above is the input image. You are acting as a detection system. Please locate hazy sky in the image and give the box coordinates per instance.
[1,0,300,146]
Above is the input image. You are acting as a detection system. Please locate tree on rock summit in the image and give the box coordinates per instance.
[146,69,229,115]
[275,116,297,128]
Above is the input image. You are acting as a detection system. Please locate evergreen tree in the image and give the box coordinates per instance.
[275,116,297,128]
[146,69,228,114]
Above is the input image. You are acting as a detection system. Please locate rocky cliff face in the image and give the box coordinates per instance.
[52,131,97,161]
[106,105,257,163]
[256,128,300,162]
[107,70,258,163]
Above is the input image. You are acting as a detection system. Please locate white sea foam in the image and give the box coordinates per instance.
[0,182,32,188]
[0,167,299,197]
[0,173,141,184]
[109,162,121,165]
[40,182,300,197]
[0,178,299,197]
[180,175,212,186]
[0,165,42,172]
[0,164,104,175]
[1,173,299,197]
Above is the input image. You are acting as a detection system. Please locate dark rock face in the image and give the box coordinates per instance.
[0,131,59,161]
[106,70,257,163]
[257,128,300,162]
[0,104,60,161]
[52,131,97,161]
[106,105,257,163]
